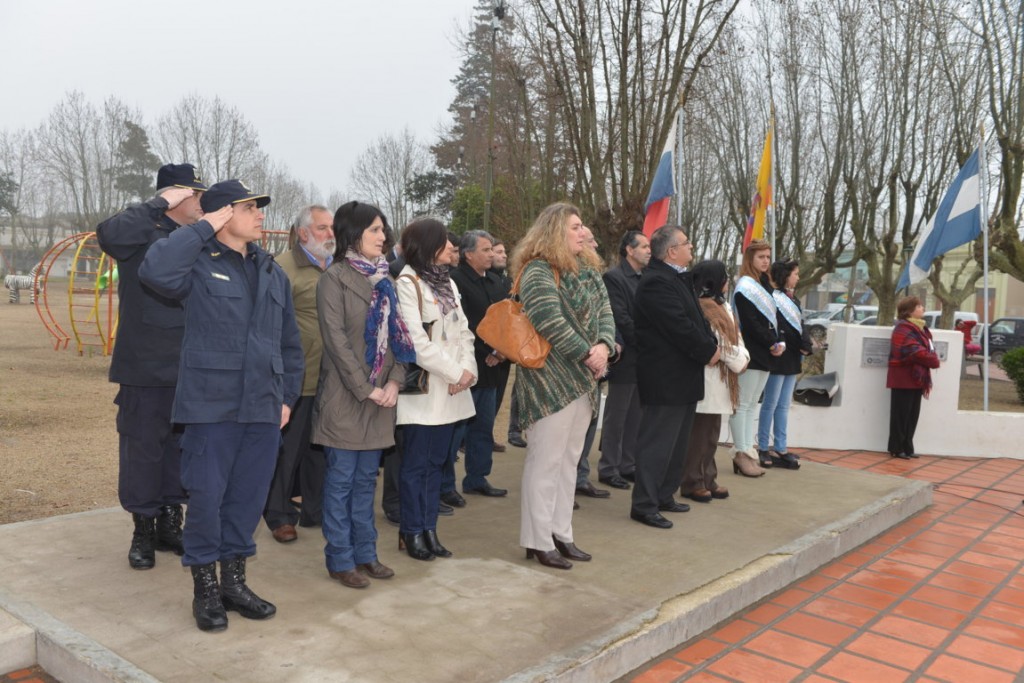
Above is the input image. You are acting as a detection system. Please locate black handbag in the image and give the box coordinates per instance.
[397,274,433,395]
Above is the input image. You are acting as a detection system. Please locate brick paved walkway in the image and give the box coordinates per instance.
[0,667,59,683]
[629,449,1024,683]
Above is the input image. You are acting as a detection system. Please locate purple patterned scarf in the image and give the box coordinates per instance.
[345,250,416,382]
[417,265,458,316]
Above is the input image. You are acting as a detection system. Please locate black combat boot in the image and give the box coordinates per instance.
[191,563,228,632]
[128,514,156,570]
[220,557,276,620]
[155,504,185,555]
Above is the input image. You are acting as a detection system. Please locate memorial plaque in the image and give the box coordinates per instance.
[860,337,948,367]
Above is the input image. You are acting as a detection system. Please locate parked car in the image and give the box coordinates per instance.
[984,317,1024,362]
[805,305,878,342]
[921,310,979,329]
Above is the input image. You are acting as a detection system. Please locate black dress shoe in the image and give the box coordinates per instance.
[463,482,508,497]
[553,536,591,561]
[399,532,434,561]
[423,530,453,558]
[620,471,636,483]
[906,452,919,459]
[525,548,572,569]
[890,452,912,460]
[384,510,400,527]
[508,435,527,448]
[630,511,673,529]
[440,490,467,508]
[599,475,631,490]
[575,481,611,498]
[658,500,691,513]
[771,452,801,470]
[437,502,454,516]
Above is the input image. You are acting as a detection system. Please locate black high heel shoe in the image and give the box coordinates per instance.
[423,530,453,558]
[552,537,591,562]
[398,532,434,561]
[525,548,572,570]
[757,449,775,468]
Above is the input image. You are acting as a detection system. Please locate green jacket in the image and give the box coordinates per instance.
[279,246,328,396]
[515,259,616,430]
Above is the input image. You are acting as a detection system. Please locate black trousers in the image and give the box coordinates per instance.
[263,395,326,529]
[115,385,186,516]
[630,403,697,516]
[888,388,923,456]
[381,427,404,518]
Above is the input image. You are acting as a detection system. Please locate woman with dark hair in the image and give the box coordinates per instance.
[510,203,616,570]
[729,239,782,474]
[312,201,412,589]
[756,259,812,470]
[395,218,477,561]
[887,296,940,459]
[683,260,752,496]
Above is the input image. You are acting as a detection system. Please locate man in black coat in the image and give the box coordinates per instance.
[96,163,208,569]
[450,230,511,498]
[597,230,650,489]
[629,225,719,529]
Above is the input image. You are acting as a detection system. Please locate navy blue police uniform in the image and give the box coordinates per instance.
[95,163,208,566]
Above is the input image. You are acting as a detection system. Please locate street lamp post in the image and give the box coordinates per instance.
[902,242,914,296]
[483,2,505,233]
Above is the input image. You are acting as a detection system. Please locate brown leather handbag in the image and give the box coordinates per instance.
[477,265,558,369]
[397,274,432,394]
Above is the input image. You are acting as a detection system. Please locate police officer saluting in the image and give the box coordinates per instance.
[96,163,207,570]
[140,180,303,633]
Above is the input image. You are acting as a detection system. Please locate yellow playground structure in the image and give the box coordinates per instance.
[33,229,290,355]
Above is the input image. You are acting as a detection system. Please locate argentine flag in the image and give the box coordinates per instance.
[898,150,981,291]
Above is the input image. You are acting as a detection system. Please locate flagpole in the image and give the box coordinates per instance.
[978,123,990,412]
[675,107,684,226]
[769,103,776,262]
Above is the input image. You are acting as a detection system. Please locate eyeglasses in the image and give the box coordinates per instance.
[668,238,691,249]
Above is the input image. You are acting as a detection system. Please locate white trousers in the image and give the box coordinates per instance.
[729,369,769,452]
[520,395,592,550]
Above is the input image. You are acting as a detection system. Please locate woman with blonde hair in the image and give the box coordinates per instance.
[511,203,616,570]
[729,239,783,475]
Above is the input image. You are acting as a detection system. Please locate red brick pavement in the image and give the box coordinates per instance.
[0,667,60,683]
[628,449,1024,683]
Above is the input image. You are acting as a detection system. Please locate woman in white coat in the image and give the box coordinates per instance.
[682,260,754,501]
[395,218,477,561]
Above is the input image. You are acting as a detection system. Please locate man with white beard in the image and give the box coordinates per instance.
[262,205,335,543]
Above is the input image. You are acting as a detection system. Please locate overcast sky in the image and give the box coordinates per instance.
[0,0,476,195]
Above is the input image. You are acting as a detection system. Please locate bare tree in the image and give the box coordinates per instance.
[348,128,432,230]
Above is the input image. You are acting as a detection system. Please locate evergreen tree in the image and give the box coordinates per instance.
[113,120,162,201]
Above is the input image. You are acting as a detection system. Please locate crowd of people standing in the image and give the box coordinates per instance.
[99,163,825,633]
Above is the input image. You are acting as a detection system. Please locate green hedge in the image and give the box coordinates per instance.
[999,347,1024,404]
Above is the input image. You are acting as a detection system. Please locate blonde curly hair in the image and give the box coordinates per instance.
[510,202,602,279]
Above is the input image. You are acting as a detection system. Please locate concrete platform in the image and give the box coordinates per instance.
[0,448,930,683]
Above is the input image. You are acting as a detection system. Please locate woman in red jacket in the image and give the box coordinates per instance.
[887,296,941,459]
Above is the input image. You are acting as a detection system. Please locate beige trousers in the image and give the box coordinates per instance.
[520,395,592,551]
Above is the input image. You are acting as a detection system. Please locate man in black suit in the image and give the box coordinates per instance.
[630,225,719,529]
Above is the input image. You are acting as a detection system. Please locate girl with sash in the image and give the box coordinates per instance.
[729,240,783,474]
[757,259,813,470]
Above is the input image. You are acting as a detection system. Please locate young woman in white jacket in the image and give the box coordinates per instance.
[682,260,756,501]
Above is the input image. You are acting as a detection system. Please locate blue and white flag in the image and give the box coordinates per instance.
[898,150,981,291]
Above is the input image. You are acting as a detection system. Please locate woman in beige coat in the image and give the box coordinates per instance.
[312,201,412,589]
[682,259,755,501]
[395,218,477,561]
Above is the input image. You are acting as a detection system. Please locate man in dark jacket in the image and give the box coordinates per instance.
[597,230,650,489]
[96,163,207,570]
[630,225,719,529]
[140,180,303,633]
[450,230,511,498]
[263,206,333,543]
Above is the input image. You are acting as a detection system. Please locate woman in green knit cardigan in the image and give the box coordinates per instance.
[510,203,617,570]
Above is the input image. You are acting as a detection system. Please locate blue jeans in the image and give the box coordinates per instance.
[758,373,798,453]
[463,386,497,491]
[442,421,466,495]
[728,369,769,453]
[401,423,455,534]
[322,447,381,573]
